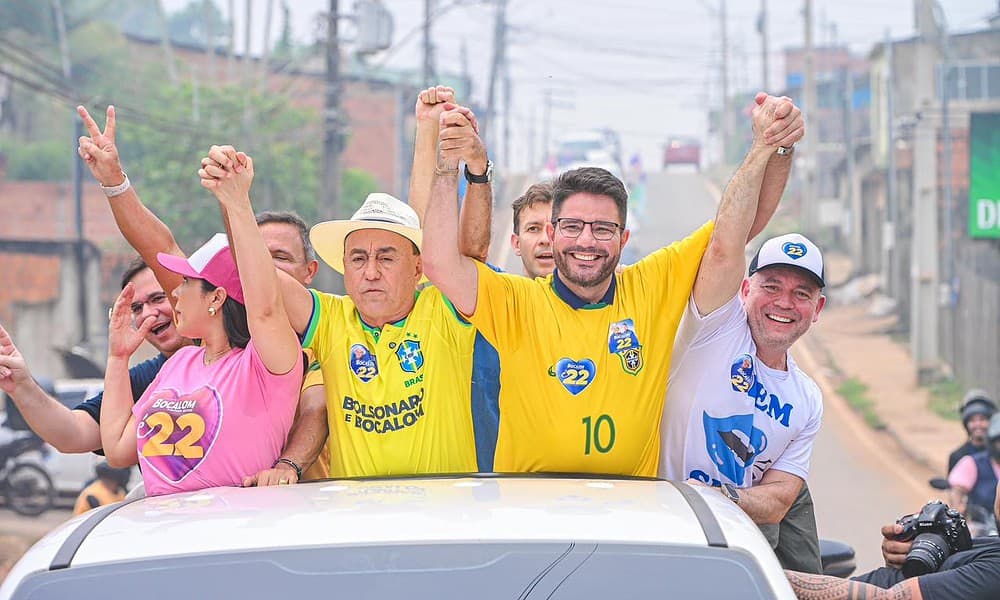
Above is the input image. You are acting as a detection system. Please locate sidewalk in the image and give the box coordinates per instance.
[793,251,962,482]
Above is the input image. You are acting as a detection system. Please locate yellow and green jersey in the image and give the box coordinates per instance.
[302,287,478,477]
[469,222,713,476]
[298,350,330,481]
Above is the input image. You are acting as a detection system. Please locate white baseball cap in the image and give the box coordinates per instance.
[748,233,825,288]
[309,193,423,274]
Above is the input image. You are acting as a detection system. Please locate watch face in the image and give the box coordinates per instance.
[722,483,740,503]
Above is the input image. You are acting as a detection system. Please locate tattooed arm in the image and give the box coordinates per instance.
[785,571,923,600]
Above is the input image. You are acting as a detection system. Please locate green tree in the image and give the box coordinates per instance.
[168,0,230,48]
[342,168,379,214]
[0,140,71,180]
[101,73,324,250]
[272,1,295,62]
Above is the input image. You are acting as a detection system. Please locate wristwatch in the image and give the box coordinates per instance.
[720,483,741,505]
[776,145,795,156]
[464,160,493,184]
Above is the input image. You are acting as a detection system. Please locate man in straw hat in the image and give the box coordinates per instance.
[195,137,487,476]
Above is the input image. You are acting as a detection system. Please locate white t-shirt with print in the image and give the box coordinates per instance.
[658,295,823,487]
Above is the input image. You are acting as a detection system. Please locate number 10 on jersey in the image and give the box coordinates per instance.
[582,414,616,455]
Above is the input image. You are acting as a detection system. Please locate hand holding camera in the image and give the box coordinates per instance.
[889,500,973,577]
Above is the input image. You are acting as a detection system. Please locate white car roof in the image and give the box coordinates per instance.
[4,476,794,599]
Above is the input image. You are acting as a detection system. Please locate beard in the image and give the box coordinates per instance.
[554,245,618,289]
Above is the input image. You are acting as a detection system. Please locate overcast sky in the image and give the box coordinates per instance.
[162,0,998,171]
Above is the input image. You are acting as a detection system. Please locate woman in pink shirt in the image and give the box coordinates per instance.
[100,149,303,496]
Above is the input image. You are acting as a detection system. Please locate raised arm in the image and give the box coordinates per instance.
[196,152,314,336]
[77,106,185,301]
[409,86,455,221]
[420,108,482,315]
[200,147,300,375]
[748,94,802,241]
[408,87,493,263]
[692,94,801,315]
[453,106,493,264]
[0,322,102,452]
[100,284,154,467]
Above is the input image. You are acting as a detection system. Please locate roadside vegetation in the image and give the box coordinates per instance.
[928,379,964,421]
[836,378,886,430]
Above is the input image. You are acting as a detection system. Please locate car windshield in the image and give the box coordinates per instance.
[557,139,606,163]
[13,542,776,600]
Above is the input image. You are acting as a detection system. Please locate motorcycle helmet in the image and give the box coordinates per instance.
[95,461,131,489]
[989,413,1000,444]
[960,389,997,429]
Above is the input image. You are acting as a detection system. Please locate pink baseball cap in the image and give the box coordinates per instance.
[157,233,245,305]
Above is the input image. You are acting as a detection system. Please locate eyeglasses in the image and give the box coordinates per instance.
[129,292,170,317]
[552,218,623,241]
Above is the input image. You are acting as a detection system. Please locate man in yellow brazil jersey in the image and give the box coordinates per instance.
[420,94,803,476]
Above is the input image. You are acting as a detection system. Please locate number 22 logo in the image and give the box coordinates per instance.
[141,412,206,458]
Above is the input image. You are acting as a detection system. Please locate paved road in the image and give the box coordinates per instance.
[641,168,929,574]
[0,506,71,548]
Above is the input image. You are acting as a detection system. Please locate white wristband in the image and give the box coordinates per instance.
[100,173,131,198]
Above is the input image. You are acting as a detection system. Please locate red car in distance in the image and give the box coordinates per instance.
[663,137,701,171]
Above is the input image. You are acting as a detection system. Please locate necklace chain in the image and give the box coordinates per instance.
[204,346,232,364]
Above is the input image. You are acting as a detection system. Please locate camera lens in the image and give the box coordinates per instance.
[902,533,950,577]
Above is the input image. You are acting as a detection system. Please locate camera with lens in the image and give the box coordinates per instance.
[894,500,973,577]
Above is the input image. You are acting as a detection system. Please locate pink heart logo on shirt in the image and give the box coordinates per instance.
[137,386,223,484]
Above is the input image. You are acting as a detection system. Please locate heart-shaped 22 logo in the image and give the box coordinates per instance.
[781,242,807,259]
[555,358,596,395]
[137,386,223,484]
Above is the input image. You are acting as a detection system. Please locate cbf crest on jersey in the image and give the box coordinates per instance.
[608,318,643,375]
[349,343,379,382]
[395,339,424,373]
[730,353,756,393]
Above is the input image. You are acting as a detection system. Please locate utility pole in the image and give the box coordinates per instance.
[486,0,508,146]
[759,0,769,92]
[843,66,861,269]
[243,0,254,83]
[939,10,955,315]
[542,88,552,164]
[321,0,344,291]
[153,0,178,84]
[720,0,730,165]
[227,0,236,81]
[883,29,897,299]
[802,0,818,233]
[910,0,941,382]
[52,0,89,347]
[260,0,275,90]
[204,0,216,81]
[422,0,434,87]
[502,57,511,173]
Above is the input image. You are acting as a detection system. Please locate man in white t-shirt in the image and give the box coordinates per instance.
[660,232,826,571]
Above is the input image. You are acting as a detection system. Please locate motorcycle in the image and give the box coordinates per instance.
[928,477,998,537]
[0,431,55,516]
[819,538,857,577]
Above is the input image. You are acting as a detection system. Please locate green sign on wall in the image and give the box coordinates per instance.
[969,112,1000,239]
